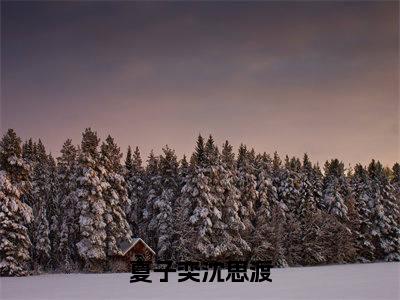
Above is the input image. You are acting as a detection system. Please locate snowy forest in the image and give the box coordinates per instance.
[0,128,399,276]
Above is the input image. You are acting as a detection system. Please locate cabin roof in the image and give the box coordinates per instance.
[118,237,156,256]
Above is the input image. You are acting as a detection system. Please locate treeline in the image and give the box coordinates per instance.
[0,128,399,276]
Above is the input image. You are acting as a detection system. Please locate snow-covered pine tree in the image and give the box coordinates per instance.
[312,163,324,209]
[236,144,258,239]
[276,156,306,266]
[251,153,275,261]
[22,139,35,165]
[148,146,179,260]
[124,146,134,224]
[319,211,356,264]
[391,163,400,201]
[277,156,301,215]
[143,150,161,247]
[271,151,289,215]
[321,159,351,221]
[46,154,61,269]
[221,141,235,171]
[124,146,146,235]
[57,139,79,271]
[252,151,295,267]
[33,205,51,272]
[100,135,133,260]
[125,146,133,172]
[218,140,249,261]
[30,140,52,271]
[20,139,36,212]
[350,164,375,262]
[0,130,31,190]
[171,155,194,263]
[299,154,321,215]
[179,155,190,184]
[320,159,357,263]
[179,136,249,261]
[179,135,216,261]
[74,128,108,272]
[294,154,328,266]
[368,160,400,261]
[256,205,288,267]
[0,129,33,276]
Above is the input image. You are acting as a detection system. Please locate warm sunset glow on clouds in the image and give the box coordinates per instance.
[1,1,398,166]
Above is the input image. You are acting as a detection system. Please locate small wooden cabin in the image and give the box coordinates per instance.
[110,238,156,272]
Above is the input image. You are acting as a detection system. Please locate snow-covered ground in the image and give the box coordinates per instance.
[1,262,399,300]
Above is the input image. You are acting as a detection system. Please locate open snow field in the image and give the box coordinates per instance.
[1,262,399,300]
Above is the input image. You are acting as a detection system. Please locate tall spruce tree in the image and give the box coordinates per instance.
[143,150,161,247]
[0,129,33,276]
[350,164,375,262]
[46,154,60,269]
[124,146,145,235]
[277,156,301,215]
[74,128,108,271]
[148,146,179,260]
[236,144,258,238]
[368,160,400,261]
[299,154,321,215]
[251,153,275,261]
[100,135,133,258]
[391,163,400,200]
[321,159,351,221]
[180,135,219,260]
[172,155,194,263]
[30,140,52,271]
[57,139,79,271]
[295,154,328,265]
[218,140,249,261]
[22,139,35,165]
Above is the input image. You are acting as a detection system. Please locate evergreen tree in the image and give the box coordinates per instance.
[125,146,133,172]
[271,151,289,214]
[277,156,301,214]
[391,163,400,200]
[295,154,328,265]
[30,140,52,271]
[300,154,322,214]
[46,154,60,269]
[171,155,192,263]
[236,144,257,237]
[221,141,235,171]
[0,129,33,276]
[3,128,400,272]
[179,155,190,183]
[218,141,249,261]
[250,153,276,261]
[100,135,133,259]
[181,137,249,261]
[368,160,400,261]
[74,128,108,271]
[22,139,35,165]
[350,164,375,262]
[180,135,220,260]
[191,135,206,167]
[321,159,351,221]
[143,150,161,246]
[33,206,51,271]
[148,146,179,260]
[124,146,145,235]
[57,139,79,272]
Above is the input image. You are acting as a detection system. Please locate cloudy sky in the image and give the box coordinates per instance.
[1,1,398,166]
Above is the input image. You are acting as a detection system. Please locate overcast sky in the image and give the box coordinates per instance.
[1,1,398,166]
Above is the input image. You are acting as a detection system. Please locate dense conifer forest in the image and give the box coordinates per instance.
[1,128,399,276]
